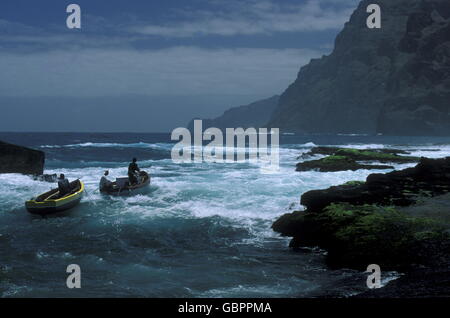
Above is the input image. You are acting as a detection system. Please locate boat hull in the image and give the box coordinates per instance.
[26,180,84,216]
[101,172,150,196]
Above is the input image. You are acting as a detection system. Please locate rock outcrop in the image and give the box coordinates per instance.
[300,147,412,159]
[0,141,45,175]
[296,147,419,172]
[355,193,450,297]
[300,157,450,211]
[188,95,279,130]
[273,157,450,270]
[268,0,450,135]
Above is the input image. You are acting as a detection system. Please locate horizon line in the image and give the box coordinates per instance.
[0,131,172,134]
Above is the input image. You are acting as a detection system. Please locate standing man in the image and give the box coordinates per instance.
[128,158,140,185]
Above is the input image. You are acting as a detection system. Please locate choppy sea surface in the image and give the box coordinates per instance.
[1,132,450,298]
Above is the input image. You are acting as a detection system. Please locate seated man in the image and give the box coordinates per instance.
[128,158,140,185]
[99,170,113,191]
[57,174,71,197]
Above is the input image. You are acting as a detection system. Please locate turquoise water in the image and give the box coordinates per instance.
[1,133,449,297]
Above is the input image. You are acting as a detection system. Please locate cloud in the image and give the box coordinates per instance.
[131,0,358,37]
[0,14,140,52]
[0,0,357,99]
[0,19,41,34]
[0,0,359,51]
[0,46,324,97]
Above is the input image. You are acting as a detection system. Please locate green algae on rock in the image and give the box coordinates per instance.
[274,157,450,270]
[334,148,419,163]
[273,202,450,270]
[297,147,419,172]
[301,157,450,211]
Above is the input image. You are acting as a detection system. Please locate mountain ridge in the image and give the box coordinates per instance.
[267,0,450,135]
[187,95,279,130]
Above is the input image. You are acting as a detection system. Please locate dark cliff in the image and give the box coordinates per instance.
[268,0,450,135]
[188,95,279,130]
[0,141,45,175]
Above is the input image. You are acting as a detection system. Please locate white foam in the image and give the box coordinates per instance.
[40,142,171,150]
[303,142,317,147]
[196,283,301,297]
[3,143,449,248]
[337,144,386,149]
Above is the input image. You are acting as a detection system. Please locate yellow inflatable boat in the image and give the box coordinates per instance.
[26,179,84,216]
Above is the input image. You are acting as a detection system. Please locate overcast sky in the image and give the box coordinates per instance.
[0,0,359,132]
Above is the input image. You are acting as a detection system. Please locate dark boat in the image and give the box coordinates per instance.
[25,179,84,216]
[100,171,150,196]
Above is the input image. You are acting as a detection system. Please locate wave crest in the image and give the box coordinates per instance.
[40,142,171,149]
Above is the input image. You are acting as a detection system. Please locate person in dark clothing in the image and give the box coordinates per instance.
[57,174,71,197]
[128,158,140,185]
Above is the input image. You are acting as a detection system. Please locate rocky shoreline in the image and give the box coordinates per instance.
[274,149,450,297]
[0,140,44,175]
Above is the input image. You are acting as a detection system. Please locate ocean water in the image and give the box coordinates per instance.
[1,132,450,298]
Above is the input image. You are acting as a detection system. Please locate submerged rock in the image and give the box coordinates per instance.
[296,155,394,172]
[300,147,418,162]
[0,141,44,175]
[300,147,411,159]
[32,174,57,182]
